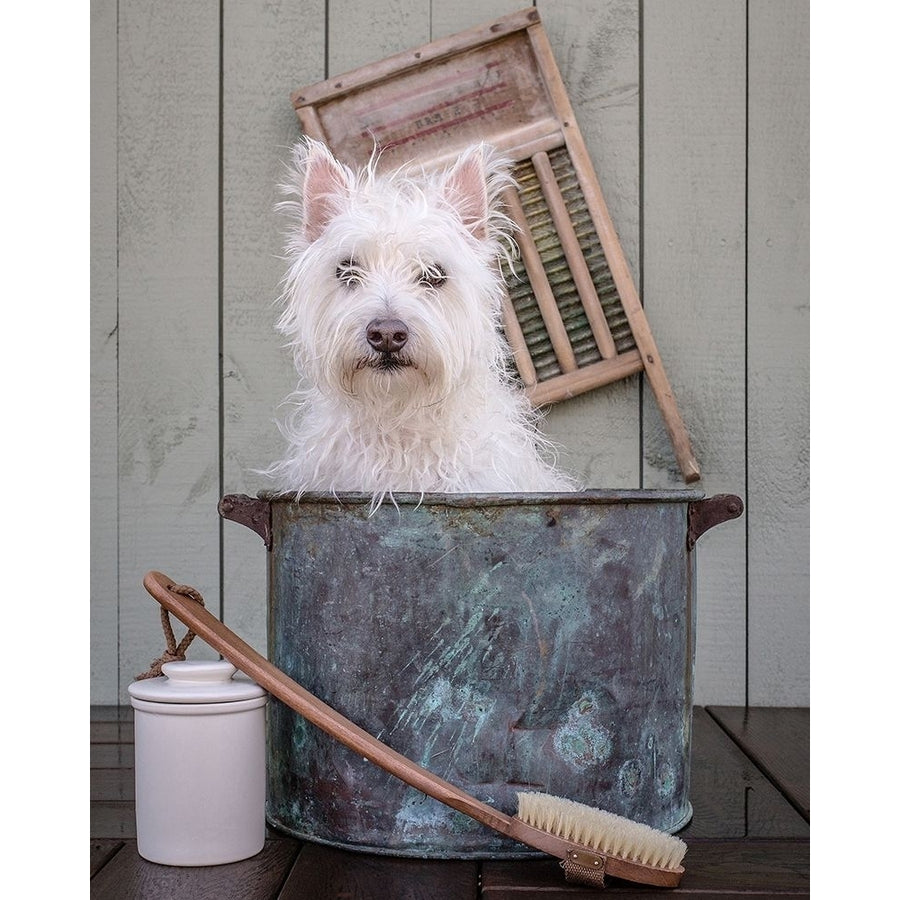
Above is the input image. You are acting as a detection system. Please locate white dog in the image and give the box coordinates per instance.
[267,138,577,501]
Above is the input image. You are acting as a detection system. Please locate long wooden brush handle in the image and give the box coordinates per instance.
[142,571,516,836]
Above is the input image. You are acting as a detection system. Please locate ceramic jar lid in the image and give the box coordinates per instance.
[128,660,266,704]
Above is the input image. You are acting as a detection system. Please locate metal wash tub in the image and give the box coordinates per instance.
[220,490,742,859]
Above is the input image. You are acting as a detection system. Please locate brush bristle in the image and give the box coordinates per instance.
[516,792,687,871]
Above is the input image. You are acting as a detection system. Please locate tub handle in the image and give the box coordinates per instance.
[219,494,271,549]
[687,494,743,549]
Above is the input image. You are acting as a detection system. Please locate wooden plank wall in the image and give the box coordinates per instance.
[91,0,809,706]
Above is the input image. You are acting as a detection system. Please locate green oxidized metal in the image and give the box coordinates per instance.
[220,490,741,859]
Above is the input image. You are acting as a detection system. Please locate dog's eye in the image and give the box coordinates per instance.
[419,264,447,289]
[336,259,363,287]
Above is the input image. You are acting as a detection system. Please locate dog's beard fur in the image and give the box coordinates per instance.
[266,138,578,504]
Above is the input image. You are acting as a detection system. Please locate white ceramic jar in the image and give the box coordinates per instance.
[128,659,268,865]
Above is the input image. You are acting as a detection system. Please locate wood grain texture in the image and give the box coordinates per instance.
[328,0,430,76]
[90,839,300,900]
[91,802,137,840]
[91,840,124,878]
[537,0,643,487]
[91,768,135,803]
[280,843,479,900]
[91,741,135,769]
[90,0,119,705]
[642,1,748,487]
[707,706,810,821]
[91,708,135,768]
[746,1,809,706]
[682,708,808,840]
[221,0,326,672]
[482,841,809,896]
[642,0,747,704]
[116,0,222,701]
[430,1,529,41]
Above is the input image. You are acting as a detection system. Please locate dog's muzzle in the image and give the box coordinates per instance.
[366,318,409,354]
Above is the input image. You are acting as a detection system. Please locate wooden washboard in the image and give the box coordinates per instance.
[291,7,700,482]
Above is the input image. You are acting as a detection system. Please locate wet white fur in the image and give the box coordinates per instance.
[266,138,577,503]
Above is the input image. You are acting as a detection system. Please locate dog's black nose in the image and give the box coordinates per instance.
[366,318,409,353]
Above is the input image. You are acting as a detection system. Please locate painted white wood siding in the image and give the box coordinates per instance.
[116,0,224,694]
[746,0,809,704]
[91,0,809,706]
[643,0,749,702]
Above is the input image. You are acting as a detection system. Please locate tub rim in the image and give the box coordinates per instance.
[259,488,707,508]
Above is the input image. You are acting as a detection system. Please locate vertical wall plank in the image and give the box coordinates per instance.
[221,1,327,652]
[90,0,119,704]
[117,0,222,698]
[430,1,528,38]
[747,1,809,704]
[328,1,429,76]
[643,0,747,703]
[538,0,643,488]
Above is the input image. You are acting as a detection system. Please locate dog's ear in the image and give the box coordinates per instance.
[295,140,352,241]
[442,145,492,241]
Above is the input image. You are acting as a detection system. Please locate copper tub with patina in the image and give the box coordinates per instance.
[220,489,742,858]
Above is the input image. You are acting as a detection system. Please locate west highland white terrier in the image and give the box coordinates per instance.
[267,138,577,501]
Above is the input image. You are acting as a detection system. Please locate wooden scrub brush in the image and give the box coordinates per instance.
[143,570,687,888]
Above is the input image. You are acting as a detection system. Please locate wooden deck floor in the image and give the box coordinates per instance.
[91,706,809,898]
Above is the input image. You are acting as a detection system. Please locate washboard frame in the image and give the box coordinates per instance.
[290,7,700,482]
